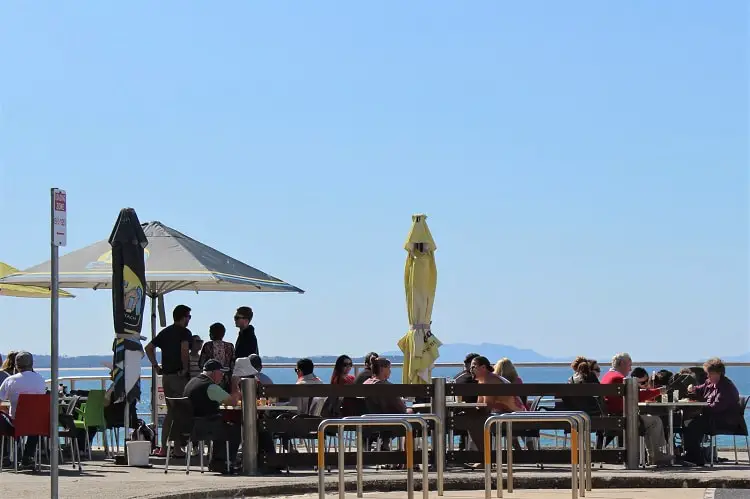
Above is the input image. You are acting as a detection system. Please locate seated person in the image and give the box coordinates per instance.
[630,367,651,389]
[363,358,411,414]
[681,358,741,466]
[467,356,526,453]
[601,353,670,467]
[564,360,604,416]
[184,359,274,473]
[0,352,46,469]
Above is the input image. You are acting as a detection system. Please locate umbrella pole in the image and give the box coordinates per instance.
[150,294,158,445]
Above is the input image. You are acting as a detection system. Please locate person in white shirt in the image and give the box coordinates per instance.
[0,351,47,467]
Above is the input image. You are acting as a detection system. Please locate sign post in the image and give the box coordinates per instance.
[51,188,66,499]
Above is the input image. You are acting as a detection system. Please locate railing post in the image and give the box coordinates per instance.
[624,377,639,469]
[241,377,258,475]
[431,376,446,496]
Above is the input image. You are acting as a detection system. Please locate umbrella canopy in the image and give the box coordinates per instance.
[0,221,304,295]
[397,214,442,384]
[0,262,74,298]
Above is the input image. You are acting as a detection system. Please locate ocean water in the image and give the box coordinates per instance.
[40,365,749,447]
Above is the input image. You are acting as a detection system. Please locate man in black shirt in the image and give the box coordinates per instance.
[145,304,192,456]
[453,352,479,451]
[234,306,258,358]
[353,352,379,384]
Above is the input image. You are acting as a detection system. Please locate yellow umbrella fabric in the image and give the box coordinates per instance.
[397,214,442,384]
[0,262,74,298]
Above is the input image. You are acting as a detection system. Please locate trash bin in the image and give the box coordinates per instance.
[126,441,151,467]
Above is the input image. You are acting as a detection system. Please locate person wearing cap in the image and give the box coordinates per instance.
[184,359,242,472]
[0,351,46,468]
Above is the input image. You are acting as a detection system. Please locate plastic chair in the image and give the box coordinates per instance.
[74,390,107,460]
[13,393,50,472]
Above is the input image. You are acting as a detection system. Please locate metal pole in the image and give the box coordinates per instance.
[422,424,429,499]
[356,426,364,498]
[50,188,60,499]
[431,377,446,496]
[241,377,258,475]
[150,294,158,442]
[506,421,513,493]
[496,423,502,499]
[338,426,345,499]
[318,427,326,499]
[624,377,640,469]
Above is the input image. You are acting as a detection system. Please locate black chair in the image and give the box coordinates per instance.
[58,395,82,471]
[707,395,749,466]
[190,416,230,474]
[163,397,193,474]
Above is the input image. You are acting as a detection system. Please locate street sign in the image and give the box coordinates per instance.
[52,189,67,247]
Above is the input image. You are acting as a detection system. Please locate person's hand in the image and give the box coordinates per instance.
[406,408,414,414]
[153,364,162,375]
[687,384,695,394]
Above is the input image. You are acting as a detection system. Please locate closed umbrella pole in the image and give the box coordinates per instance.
[109,208,149,464]
[398,214,442,384]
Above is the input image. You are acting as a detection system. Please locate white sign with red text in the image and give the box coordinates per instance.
[52,189,67,247]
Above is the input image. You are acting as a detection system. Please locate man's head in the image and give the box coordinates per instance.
[209,322,226,341]
[249,354,263,372]
[15,351,34,372]
[234,306,253,329]
[703,357,726,385]
[295,358,314,377]
[190,335,203,354]
[203,359,229,383]
[173,305,192,327]
[371,357,392,380]
[611,353,632,376]
[470,355,492,380]
[588,359,601,378]
[464,353,480,370]
[364,352,379,369]
[630,367,649,387]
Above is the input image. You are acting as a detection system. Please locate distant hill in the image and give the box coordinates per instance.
[27,345,750,369]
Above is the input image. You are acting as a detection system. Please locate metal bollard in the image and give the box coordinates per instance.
[356,414,441,499]
[318,418,415,499]
[624,377,640,469]
[504,411,590,497]
[484,413,586,499]
[431,377,446,496]
[241,377,258,475]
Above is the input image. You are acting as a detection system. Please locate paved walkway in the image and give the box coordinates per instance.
[2,451,748,498]
[284,491,718,499]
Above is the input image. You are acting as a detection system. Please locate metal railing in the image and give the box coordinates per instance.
[318,417,419,499]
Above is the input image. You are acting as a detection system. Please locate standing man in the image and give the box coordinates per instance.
[145,304,192,457]
[234,306,258,358]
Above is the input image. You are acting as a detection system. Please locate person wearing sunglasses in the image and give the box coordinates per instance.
[331,355,355,385]
[233,306,258,359]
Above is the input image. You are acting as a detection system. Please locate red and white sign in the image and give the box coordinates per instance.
[52,189,67,247]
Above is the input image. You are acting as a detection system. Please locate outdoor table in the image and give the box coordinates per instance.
[638,400,708,463]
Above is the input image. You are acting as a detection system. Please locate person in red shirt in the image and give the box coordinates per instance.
[330,355,355,385]
[600,353,670,467]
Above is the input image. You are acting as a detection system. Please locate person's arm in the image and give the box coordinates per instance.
[638,388,661,402]
[177,340,188,375]
[0,378,9,401]
[250,333,258,357]
[207,383,238,407]
[144,342,161,374]
[709,382,739,413]
[198,343,209,371]
[228,343,236,369]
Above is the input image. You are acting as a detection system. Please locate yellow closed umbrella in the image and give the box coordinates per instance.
[0,262,74,298]
[397,214,442,384]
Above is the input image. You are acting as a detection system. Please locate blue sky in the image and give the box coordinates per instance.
[1,2,747,361]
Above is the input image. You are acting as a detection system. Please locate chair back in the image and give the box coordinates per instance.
[14,393,51,438]
[165,397,194,440]
[64,395,80,416]
[82,390,107,428]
